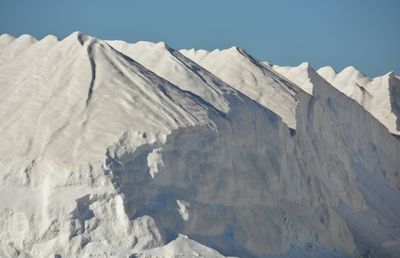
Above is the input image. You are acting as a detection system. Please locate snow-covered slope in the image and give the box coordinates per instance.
[0,33,399,258]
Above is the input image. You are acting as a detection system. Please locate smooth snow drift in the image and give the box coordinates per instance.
[0,33,399,258]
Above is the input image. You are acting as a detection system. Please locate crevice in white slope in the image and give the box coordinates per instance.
[84,39,97,107]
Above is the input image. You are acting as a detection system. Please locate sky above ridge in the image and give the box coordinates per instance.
[0,0,399,77]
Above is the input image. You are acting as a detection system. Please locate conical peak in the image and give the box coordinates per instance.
[375,70,397,84]
[337,66,371,81]
[42,35,59,42]
[0,33,15,41]
[63,31,94,46]
[316,66,339,83]
[227,45,242,52]
[0,33,37,51]
[317,66,337,75]
[18,34,37,42]
[293,62,319,79]
[385,70,395,78]
[180,48,209,54]
[133,40,168,49]
[299,61,310,69]
[297,62,318,76]
[0,34,16,47]
[272,62,310,74]
[342,66,358,72]
[209,46,245,57]
[155,41,168,49]
[225,46,249,57]
[1,34,58,49]
[180,46,251,61]
[340,66,361,76]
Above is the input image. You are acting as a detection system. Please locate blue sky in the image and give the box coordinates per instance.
[0,0,398,77]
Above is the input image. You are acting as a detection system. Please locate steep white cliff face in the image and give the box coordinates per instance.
[318,66,400,135]
[0,33,399,258]
[274,63,400,135]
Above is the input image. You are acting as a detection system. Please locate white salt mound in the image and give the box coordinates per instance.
[0,32,399,258]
